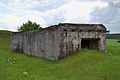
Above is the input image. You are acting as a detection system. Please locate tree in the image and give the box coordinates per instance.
[18,20,42,32]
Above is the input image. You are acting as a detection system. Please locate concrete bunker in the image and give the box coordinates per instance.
[11,23,108,61]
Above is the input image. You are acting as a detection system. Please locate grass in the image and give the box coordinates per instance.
[107,39,120,56]
[0,30,120,80]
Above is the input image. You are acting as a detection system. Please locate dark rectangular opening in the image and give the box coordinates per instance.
[81,38,99,50]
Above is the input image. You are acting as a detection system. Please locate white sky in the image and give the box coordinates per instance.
[0,0,116,32]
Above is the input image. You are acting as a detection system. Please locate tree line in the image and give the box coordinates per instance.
[107,34,120,39]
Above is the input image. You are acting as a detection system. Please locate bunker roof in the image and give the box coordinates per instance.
[45,23,107,32]
[14,23,107,33]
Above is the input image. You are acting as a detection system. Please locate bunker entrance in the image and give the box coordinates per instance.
[81,38,99,50]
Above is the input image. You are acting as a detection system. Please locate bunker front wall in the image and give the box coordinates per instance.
[11,30,61,61]
[58,26,106,58]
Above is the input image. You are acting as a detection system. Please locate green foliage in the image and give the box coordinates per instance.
[18,20,42,32]
[0,30,120,80]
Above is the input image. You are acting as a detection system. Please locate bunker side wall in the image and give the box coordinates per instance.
[11,30,61,61]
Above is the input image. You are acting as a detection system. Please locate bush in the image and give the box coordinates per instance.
[18,20,42,32]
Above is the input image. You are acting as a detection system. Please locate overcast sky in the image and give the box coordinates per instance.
[0,0,120,33]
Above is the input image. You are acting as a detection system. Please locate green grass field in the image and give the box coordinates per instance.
[0,30,120,80]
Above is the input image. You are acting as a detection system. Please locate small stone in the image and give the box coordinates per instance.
[23,72,28,76]
[7,58,10,62]
[12,61,16,64]
[13,59,16,61]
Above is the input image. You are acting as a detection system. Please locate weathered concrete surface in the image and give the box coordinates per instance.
[11,30,61,61]
[11,23,107,61]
